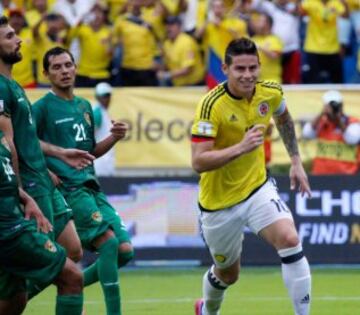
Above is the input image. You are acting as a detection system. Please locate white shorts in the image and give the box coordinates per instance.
[199,179,294,269]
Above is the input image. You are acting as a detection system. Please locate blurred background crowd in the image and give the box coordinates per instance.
[1,0,360,89]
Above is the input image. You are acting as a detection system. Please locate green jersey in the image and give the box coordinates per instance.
[0,131,32,240]
[32,92,98,189]
[0,75,53,197]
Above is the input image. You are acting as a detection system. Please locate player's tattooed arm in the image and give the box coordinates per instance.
[273,108,299,157]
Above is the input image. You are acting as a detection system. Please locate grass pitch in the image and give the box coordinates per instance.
[24,267,360,315]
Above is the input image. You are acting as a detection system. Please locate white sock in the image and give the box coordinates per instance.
[278,245,311,315]
[202,265,228,315]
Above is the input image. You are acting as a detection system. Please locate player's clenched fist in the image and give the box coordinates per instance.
[239,124,265,153]
[110,120,128,140]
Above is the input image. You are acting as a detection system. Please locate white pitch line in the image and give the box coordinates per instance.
[31,296,360,306]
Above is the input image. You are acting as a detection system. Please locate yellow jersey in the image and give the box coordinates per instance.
[68,24,112,79]
[12,28,36,87]
[34,29,65,85]
[302,0,345,54]
[113,15,157,70]
[163,33,205,86]
[253,34,284,83]
[191,81,284,211]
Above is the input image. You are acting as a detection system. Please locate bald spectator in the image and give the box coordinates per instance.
[158,16,205,86]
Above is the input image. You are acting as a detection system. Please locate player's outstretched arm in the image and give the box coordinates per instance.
[40,140,95,170]
[192,125,265,173]
[273,109,311,198]
[92,120,128,158]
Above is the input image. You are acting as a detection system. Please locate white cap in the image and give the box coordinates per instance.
[95,82,112,96]
[322,90,343,105]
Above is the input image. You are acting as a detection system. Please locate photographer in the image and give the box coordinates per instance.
[302,90,360,174]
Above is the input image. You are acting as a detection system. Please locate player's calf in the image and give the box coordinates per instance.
[201,265,231,315]
[278,244,311,315]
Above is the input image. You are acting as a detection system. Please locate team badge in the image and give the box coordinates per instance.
[91,211,103,222]
[258,102,269,117]
[214,254,227,263]
[44,240,57,253]
[1,137,10,152]
[84,112,92,126]
[197,121,213,136]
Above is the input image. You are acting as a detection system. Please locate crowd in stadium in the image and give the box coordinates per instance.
[1,0,359,89]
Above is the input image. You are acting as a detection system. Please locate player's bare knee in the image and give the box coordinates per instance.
[118,242,134,267]
[93,229,116,248]
[55,259,83,294]
[280,234,300,249]
[118,242,133,253]
[68,246,83,263]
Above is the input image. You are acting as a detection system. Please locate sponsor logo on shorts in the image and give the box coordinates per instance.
[91,211,103,222]
[44,240,57,253]
[214,254,227,263]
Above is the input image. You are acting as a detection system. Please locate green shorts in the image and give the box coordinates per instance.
[35,188,73,240]
[61,186,130,251]
[0,223,66,299]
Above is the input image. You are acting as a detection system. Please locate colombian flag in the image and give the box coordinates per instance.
[205,24,235,90]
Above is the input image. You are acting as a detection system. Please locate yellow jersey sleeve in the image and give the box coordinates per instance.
[191,87,225,139]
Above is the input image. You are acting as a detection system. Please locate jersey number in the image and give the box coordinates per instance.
[270,198,290,213]
[73,123,87,141]
[2,157,15,182]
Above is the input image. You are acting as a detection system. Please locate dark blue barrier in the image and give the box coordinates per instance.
[94,175,360,266]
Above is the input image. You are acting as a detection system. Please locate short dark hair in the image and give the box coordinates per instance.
[263,13,273,28]
[0,16,9,27]
[43,46,75,72]
[224,37,259,65]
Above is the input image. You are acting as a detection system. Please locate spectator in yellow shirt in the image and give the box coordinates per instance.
[195,0,248,87]
[300,0,346,83]
[158,16,205,86]
[67,3,113,87]
[252,13,284,83]
[25,0,49,28]
[33,12,67,86]
[8,9,37,88]
[113,0,158,86]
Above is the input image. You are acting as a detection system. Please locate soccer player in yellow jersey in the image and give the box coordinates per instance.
[192,38,312,315]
